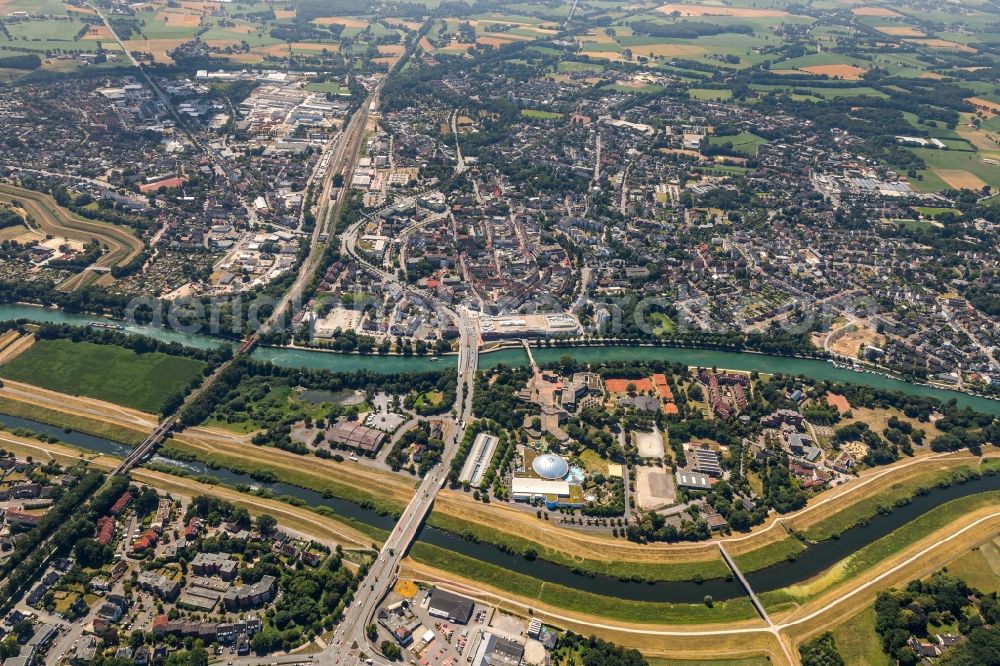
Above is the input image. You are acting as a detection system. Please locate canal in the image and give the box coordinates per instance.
[3,303,998,415]
[1,411,997,604]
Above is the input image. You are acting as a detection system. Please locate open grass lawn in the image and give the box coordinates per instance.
[0,339,205,413]
[707,132,767,157]
[908,146,1000,192]
[689,88,732,101]
[409,542,758,624]
[304,81,349,94]
[521,108,563,119]
[557,60,603,73]
[945,537,1000,593]
[830,606,891,666]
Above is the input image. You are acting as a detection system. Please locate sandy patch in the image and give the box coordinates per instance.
[312,16,368,29]
[122,38,188,64]
[826,393,851,414]
[635,428,665,458]
[273,9,296,20]
[852,6,903,18]
[966,97,1000,114]
[874,26,925,37]
[956,119,1000,151]
[179,1,220,10]
[579,50,626,61]
[905,38,976,52]
[154,11,201,28]
[378,43,405,56]
[636,466,675,510]
[659,148,703,158]
[64,3,96,14]
[438,42,475,53]
[799,64,866,80]
[919,71,946,80]
[386,18,424,31]
[829,324,884,358]
[657,3,788,17]
[81,25,113,40]
[419,36,434,51]
[934,169,987,190]
[476,36,516,47]
[579,31,618,44]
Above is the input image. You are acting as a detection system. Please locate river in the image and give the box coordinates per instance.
[3,303,998,415]
[1,411,997,605]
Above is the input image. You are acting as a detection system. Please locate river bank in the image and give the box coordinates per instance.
[0,409,997,609]
[2,303,998,414]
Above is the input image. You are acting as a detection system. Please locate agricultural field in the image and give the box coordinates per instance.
[0,339,206,412]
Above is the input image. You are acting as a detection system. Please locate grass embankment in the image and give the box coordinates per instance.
[732,535,806,572]
[159,437,411,517]
[408,542,758,625]
[799,459,1000,542]
[0,396,146,446]
[425,511,729,581]
[0,339,205,412]
[0,431,113,469]
[761,489,1000,612]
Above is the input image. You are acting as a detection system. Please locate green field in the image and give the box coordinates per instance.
[689,88,732,101]
[557,60,603,73]
[907,146,1000,192]
[521,108,563,119]
[0,339,206,413]
[304,81,350,95]
[830,607,891,666]
[707,132,768,157]
[944,538,1000,594]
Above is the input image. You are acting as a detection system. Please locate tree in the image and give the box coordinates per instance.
[380,640,401,660]
[256,513,278,535]
[799,632,845,666]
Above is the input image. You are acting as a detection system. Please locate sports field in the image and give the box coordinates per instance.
[0,339,206,412]
[707,132,768,156]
